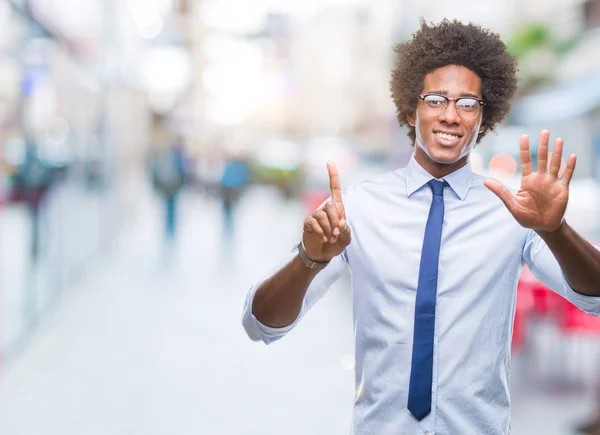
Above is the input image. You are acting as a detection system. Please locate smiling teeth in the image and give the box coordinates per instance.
[436,132,459,140]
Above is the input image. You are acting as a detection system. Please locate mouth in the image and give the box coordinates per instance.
[433,131,463,147]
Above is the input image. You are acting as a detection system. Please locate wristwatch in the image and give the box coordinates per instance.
[297,241,329,271]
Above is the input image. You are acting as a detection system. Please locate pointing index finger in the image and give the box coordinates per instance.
[327,161,343,203]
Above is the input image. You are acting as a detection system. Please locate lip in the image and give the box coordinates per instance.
[433,131,463,147]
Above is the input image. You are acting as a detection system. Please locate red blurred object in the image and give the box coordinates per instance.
[520,266,565,318]
[513,275,536,351]
[513,264,600,351]
[560,301,600,334]
[302,189,330,215]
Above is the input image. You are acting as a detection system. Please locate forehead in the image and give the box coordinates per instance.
[422,65,482,97]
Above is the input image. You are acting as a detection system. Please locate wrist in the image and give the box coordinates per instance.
[536,219,568,239]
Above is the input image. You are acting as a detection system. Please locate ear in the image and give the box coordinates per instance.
[407,111,416,127]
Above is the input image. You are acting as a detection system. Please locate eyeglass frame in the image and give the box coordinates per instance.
[417,93,486,119]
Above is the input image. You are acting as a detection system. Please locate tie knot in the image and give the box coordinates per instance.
[428,179,447,197]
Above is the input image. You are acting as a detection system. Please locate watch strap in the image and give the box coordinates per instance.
[298,241,329,270]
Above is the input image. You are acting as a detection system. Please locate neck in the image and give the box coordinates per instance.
[413,147,470,179]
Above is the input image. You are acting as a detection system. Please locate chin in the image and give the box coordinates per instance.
[425,145,465,165]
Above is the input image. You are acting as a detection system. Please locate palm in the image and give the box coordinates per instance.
[511,173,568,230]
[484,130,577,233]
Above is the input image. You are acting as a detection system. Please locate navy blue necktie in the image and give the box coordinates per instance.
[407,179,447,421]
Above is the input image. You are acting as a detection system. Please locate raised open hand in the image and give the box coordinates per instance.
[484,129,576,233]
[302,161,352,262]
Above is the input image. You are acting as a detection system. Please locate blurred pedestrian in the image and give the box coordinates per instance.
[219,156,251,236]
[150,135,187,244]
[13,140,53,263]
[242,20,600,434]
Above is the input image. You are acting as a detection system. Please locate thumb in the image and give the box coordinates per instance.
[484,177,515,210]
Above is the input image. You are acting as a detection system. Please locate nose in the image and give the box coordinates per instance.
[439,101,461,124]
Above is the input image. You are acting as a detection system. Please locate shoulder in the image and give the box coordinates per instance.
[465,172,521,200]
[346,168,405,196]
[466,172,528,235]
[342,168,406,219]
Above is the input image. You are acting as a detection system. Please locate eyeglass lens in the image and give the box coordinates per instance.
[422,95,481,119]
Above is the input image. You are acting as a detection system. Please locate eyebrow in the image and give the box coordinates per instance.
[427,89,481,99]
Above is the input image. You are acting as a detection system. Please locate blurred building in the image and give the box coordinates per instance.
[0,0,186,361]
[281,6,396,152]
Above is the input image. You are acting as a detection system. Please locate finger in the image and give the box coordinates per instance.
[327,161,343,203]
[484,177,516,210]
[561,153,577,187]
[303,215,315,233]
[519,134,532,176]
[314,210,333,242]
[304,216,327,243]
[324,201,340,243]
[549,137,563,178]
[338,223,352,245]
[537,129,550,173]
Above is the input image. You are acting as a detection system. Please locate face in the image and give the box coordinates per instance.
[408,65,484,175]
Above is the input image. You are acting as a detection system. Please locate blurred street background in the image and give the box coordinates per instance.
[0,0,600,434]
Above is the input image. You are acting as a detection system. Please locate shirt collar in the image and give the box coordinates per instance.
[405,153,474,201]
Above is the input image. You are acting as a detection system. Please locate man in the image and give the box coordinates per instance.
[242,19,600,434]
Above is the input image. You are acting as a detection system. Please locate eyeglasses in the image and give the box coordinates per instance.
[417,94,485,120]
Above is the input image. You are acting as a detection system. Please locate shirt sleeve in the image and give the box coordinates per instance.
[241,242,349,344]
[522,229,600,316]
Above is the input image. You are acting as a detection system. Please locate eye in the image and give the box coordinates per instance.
[424,96,445,106]
[457,99,479,111]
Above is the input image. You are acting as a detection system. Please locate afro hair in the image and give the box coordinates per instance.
[390,19,518,144]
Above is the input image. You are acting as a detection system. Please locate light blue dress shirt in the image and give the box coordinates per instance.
[242,155,600,435]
